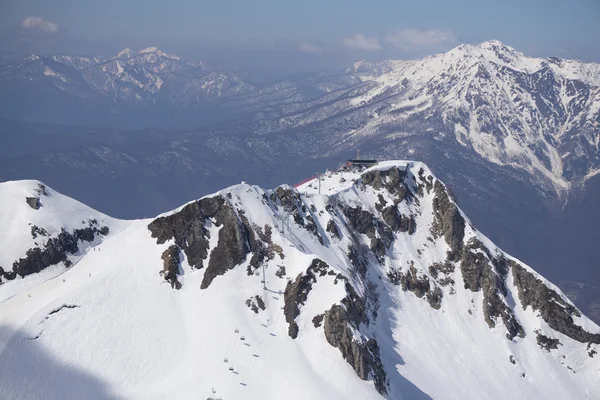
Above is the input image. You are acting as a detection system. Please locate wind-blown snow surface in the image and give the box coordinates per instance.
[0,162,599,400]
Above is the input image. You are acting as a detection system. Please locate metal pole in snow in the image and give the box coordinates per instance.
[318,173,321,195]
[262,262,266,290]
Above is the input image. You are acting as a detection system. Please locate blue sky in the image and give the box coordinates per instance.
[1,0,599,70]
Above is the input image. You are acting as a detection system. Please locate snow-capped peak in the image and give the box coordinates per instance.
[137,46,180,60]
[116,48,134,59]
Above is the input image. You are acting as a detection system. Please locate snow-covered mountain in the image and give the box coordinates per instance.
[1,161,598,399]
[1,40,600,326]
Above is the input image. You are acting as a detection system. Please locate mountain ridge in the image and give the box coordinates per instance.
[1,161,598,399]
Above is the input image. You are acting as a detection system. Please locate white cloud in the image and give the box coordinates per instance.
[20,17,60,34]
[384,29,456,50]
[298,41,323,54]
[341,34,382,51]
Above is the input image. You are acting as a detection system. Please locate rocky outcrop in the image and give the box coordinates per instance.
[326,219,341,239]
[202,209,254,289]
[6,220,109,280]
[30,225,49,239]
[148,197,220,270]
[343,207,393,264]
[460,239,525,340]
[536,332,562,351]
[26,196,41,210]
[361,167,409,200]
[389,265,444,310]
[431,180,465,261]
[245,295,266,313]
[160,245,181,290]
[148,196,259,289]
[513,264,600,344]
[284,259,331,339]
[323,284,387,396]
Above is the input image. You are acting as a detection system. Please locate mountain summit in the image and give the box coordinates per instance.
[0,161,598,399]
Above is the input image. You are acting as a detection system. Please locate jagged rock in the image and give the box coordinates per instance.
[429,261,455,286]
[323,284,387,395]
[398,214,417,235]
[326,219,341,239]
[347,244,368,277]
[160,245,181,290]
[312,314,324,327]
[284,259,331,338]
[426,287,444,309]
[25,196,41,210]
[202,208,254,289]
[30,225,49,239]
[343,206,375,236]
[10,221,109,279]
[275,265,286,278]
[513,263,600,344]
[536,332,562,351]
[246,295,266,313]
[431,180,465,261]
[460,239,525,340]
[148,196,259,289]
[399,266,430,298]
[361,167,408,201]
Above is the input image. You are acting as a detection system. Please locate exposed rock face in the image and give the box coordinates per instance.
[361,167,408,200]
[202,208,254,289]
[460,239,525,340]
[246,295,266,313]
[343,207,393,264]
[26,196,41,210]
[284,259,331,339]
[148,196,259,289]
[323,284,387,396]
[513,264,600,344]
[6,220,109,280]
[536,332,562,351]
[30,225,49,239]
[389,266,444,310]
[160,245,181,290]
[148,197,219,270]
[326,219,341,239]
[431,180,465,261]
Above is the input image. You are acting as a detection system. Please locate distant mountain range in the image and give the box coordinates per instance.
[1,40,599,325]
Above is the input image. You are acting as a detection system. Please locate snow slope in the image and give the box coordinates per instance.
[0,162,598,399]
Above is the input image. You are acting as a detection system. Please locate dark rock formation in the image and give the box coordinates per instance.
[513,263,600,344]
[361,167,408,201]
[275,265,286,278]
[312,314,324,327]
[343,207,393,264]
[326,219,341,239]
[148,197,220,270]
[160,245,181,290]
[426,287,444,310]
[431,180,465,261]
[246,295,266,313]
[536,332,562,351]
[323,284,387,396]
[202,208,253,289]
[8,220,109,280]
[284,259,331,338]
[398,266,430,298]
[460,239,524,340]
[26,197,41,210]
[429,262,455,286]
[148,196,260,289]
[30,225,49,239]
